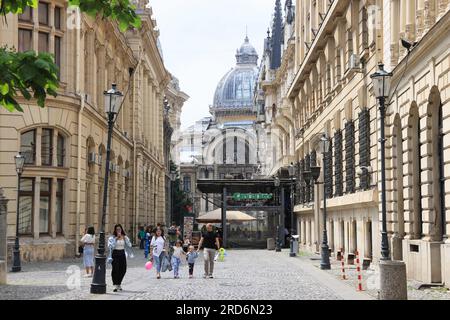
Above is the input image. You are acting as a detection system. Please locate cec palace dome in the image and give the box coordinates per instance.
[212,36,259,111]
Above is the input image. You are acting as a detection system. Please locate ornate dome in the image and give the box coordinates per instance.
[213,36,259,110]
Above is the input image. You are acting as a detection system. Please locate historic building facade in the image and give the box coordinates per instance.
[178,36,263,218]
[258,0,450,287]
[0,0,187,261]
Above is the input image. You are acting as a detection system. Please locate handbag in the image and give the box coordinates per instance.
[78,244,84,255]
[161,254,172,272]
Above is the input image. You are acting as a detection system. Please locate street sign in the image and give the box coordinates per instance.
[232,193,273,201]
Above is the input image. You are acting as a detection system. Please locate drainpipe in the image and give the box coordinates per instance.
[75,9,84,256]
[132,50,142,245]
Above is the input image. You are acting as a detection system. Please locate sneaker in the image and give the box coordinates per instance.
[209,275,214,279]
[118,285,122,291]
[189,275,193,279]
[113,285,118,292]
[203,274,207,279]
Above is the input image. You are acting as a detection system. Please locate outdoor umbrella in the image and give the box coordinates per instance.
[195,208,257,223]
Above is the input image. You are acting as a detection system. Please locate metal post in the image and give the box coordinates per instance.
[320,154,331,269]
[91,112,114,294]
[12,174,21,272]
[280,186,285,247]
[222,187,227,248]
[290,177,296,257]
[379,98,389,260]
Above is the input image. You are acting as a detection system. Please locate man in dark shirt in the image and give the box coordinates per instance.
[197,223,221,278]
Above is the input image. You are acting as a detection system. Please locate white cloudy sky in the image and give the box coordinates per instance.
[150,0,276,129]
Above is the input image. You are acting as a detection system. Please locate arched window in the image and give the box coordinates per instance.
[21,130,36,164]
[20,128,65,167]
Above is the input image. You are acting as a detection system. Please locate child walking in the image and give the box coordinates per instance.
[171,240,186,279]
[186,245,199,279]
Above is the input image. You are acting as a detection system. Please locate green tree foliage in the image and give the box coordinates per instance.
[170,161,194,227]
[0,47,59,112]
[68,0,141,32]
[0,0,142,112]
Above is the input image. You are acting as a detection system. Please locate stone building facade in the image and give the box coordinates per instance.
[178,36,262,219]
[258,0,450,287]
[0,0,186,261]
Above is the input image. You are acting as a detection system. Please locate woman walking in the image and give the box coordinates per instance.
[107,224,134,292]
[150,227,167,279]
[80,226,95,277]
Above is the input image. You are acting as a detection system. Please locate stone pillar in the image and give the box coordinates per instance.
[380,260,408,300]
[0,188,8,284]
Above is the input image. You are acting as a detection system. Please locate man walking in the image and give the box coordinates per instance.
[197,223,221,278]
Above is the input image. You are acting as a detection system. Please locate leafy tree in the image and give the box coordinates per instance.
[170,161,193,227]
[0,0,142,112]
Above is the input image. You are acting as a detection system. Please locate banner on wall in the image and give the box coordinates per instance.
[183,216,194,240]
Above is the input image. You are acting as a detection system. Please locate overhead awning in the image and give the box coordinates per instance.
[196,208,257,223]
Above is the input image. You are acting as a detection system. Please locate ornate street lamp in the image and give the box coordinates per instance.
[288,163,296,257]
[370,64,392,261]
[12,153,25,272]
[319,134,331,270]
[274,176,281,252]
[371,63,407,300]
[91,84,123,294]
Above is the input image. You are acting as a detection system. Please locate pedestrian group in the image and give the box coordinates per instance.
[79,221,223,292]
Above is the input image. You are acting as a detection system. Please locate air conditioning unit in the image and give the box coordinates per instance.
[88,152,96,164]
[349,54,361,70]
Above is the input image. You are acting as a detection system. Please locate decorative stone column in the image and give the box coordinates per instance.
[0,188,8,284]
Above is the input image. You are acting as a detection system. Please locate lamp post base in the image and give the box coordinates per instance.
[90,254,107,294]
[320,243,331,270]
[11,248,21,272]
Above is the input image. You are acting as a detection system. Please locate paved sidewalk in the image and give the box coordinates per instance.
[1,249,371,300]
[296,249,450,300]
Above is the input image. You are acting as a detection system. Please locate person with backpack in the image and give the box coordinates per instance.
[150,227,167,279]
[138,227,145,250]
[80,226,95,277]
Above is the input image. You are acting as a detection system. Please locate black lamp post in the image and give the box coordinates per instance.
[303,166,321,253]
[91,83,123,294]
[288,163,296,257]
[170,169,177,225]
[319,134,331,269]
[370,63,393,261]
[274,176,281,252]
[12,152,25,272]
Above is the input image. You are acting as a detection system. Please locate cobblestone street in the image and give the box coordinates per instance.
[0,249,370,300]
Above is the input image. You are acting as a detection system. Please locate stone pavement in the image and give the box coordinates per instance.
[0,248,371,300]
[296,249,450,300]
